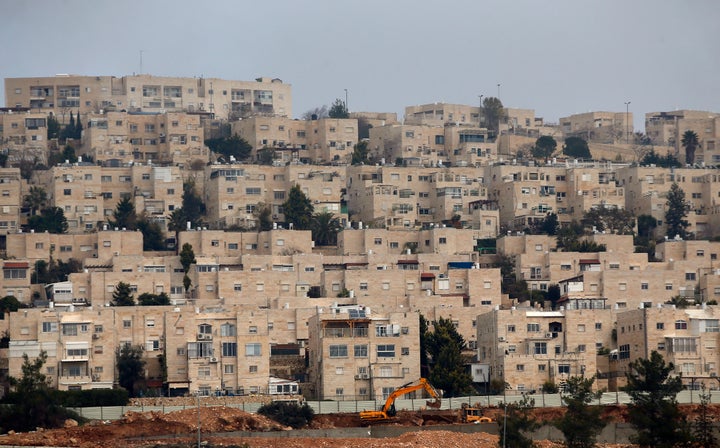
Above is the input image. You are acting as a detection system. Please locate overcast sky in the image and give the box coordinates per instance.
[2,0,718,131]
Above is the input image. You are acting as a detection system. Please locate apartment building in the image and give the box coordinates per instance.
[31,164,184,235]
[203,163,346,230]
[307,307,420,400]
[0,108,51,165]
[645,110,720,163]
[348,112,399,139]
[231,116,358,165]
[83,111,207,166]
[1,259,31,303]
[476,306,615,392]
[616,305,720,388]
[560,111,632,144]
[345,165,496,230]
[5,74,292,122]
[616,165,720,239]
[0,168,23,239]
[368,122,497,168]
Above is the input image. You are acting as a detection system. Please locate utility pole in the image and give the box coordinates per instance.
[344,89,349,113]
[624,101,631,145]
[139,50,144,75]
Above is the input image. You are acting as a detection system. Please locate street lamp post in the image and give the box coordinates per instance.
[344,89,348,112]
[497,83,501,99]
[624,101,631,145]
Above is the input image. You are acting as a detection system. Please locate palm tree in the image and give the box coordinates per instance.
[681,130,700,165]
[23,186,47,216]
[311,211,342,246]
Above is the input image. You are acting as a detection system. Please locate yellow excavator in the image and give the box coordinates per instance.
[359,378,442,421]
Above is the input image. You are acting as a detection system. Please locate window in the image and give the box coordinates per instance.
[666,283,673,290]
[249,365,258,373]
[619,344,630,359]
[558,364,571,374]
[245,343,261,356]
[527,323,540,332]
[376,344,395,357]
[354,344,368,357]
[329,345,348,357]
[516,364,525,371]
[401,347,410,356]
[439,237,447,244]
[507,325,516,332]
[577,324,586,332]
[220,323,236,336]
[246,187,261,195]
[534,342,547,354]
[675,320,688,330]
[374,238,382,245]
[249,326,257,334]
[222,342,237,357]
[657,322,665,330]
[595,322,602,330]
[641,282,649,290]
[42,322,58,332]
[686,272,696,281]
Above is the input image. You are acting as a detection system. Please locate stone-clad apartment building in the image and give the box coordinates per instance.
[4,74,720,398]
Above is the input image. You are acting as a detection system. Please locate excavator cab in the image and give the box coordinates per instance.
[460,403,492,423]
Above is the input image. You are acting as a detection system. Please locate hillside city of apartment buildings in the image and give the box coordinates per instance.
[1,73,720,400]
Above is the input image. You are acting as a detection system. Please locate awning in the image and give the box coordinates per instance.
[397,260,419,264]
[421,273,436,280]
[448,261,474,269]
[3,262,29,269]
[579,259,600,264]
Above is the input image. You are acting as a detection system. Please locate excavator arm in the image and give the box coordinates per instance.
[360,378,442,421]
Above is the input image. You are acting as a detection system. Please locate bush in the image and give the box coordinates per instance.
[257,401,314,429]
[541,381,559,394]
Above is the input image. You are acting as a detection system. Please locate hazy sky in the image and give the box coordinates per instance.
[2,0,718,130]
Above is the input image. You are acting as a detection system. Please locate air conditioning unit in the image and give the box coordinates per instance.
[197,334,206,340]
[545,332,553,338]
[498,336,505,342]
[92,333,99,339]
[361,373,369,379]
[209,357,218,363]
[438,274,447,279]
[557,197,563,202]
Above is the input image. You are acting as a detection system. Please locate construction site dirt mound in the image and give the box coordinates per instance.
[0,403,717,448]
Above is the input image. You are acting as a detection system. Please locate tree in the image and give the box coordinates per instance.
[47,113,60,140]
[168,179,206,231]
[74,113,83,139]
[1,351,82,432]
[539,212,559,236]
[351,140,369,165]
[311,211,342,246]
[137,292,170,306]
[108,197,137,230]
[253,202,273,231]
[555,376,605,448]
[328,98,349,119]
[179,243,196,273]
[282,184,314,230]
[27,207,68,234]
[23,186,47,216]
[205,134,252,161]
[547,284,561,310]
[302,105,328,120]
[424,317,473,397]
[116,344,145,396]
[499,394,540,448]
[622,351,690,448]
[532,136,557,159]
[681,129,700,165]
[111,282,135,306]
[563,136,592,159]
[693,385,718,448]
[0,295,23,319]
[482,96,506,132]
[257,147,276,165]
[136,218,165,251]
[640,148,681,168]
[581,206,635,235]
[665,183,690,239]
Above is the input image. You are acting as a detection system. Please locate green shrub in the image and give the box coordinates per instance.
[257,401,314,429]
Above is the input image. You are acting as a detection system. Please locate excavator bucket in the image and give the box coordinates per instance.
[426,397,441,409]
